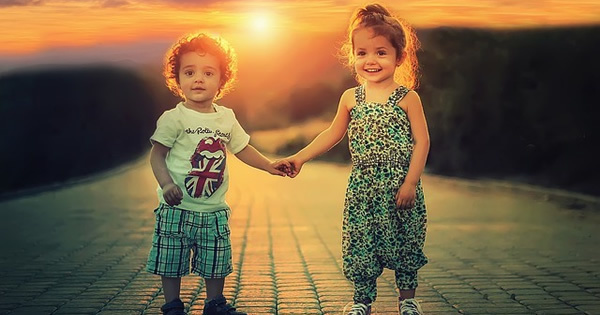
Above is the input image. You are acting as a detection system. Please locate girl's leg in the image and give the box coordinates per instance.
[342,168,381,305]
[205,278,225,300]
[161,276,182,303]
[396,270,424,314]
[399,289,416,300]
[395,269,418,300]
[354,278,378,304]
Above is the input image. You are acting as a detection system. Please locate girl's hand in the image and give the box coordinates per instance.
[396,182,417,210]
[163,183,183,206]
[269,159,292,177]
[286,155,305,178]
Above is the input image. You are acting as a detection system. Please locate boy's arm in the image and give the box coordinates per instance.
[150,142,183,205]
[287,88,352,177]
[234,144,290,176]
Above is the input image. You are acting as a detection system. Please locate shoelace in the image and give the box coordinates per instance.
[348,303,369,315]
[400,299,421,315]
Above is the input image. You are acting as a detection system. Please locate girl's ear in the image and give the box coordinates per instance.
[396,51,407,67]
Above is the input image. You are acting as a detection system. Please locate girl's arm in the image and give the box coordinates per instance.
[396,91,430,209]
[150,142,183,206]
[235,144,290,176]
[287,88,353,177]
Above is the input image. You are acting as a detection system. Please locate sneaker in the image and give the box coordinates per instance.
[161,298,187,315]
[399,298,423,315]
[203,295,246,315]
[343,302,371,315]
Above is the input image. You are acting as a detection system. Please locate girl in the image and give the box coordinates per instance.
[285,3,429,315]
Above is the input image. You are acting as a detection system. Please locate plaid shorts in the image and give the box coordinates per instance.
[146,204,233,278]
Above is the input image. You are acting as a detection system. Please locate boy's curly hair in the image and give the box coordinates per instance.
[164,32,238,100]
[340,3,420,89]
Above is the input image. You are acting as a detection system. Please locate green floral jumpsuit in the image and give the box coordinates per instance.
[343,85,428,304]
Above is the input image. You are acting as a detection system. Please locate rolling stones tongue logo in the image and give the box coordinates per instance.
[185,137,226,198]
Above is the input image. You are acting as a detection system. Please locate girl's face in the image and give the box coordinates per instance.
[353,27,400,85]
[178,51,222,109]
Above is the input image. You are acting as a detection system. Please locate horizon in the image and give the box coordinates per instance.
[2,0,600,56]
[2,0,598,124]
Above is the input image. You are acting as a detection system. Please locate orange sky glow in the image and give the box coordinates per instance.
[1,0,599,55]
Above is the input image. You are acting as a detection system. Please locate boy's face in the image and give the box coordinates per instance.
[353,27,400,85]
[178,51,222,108]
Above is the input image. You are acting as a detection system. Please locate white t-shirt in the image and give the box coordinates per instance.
[150,102,250,212]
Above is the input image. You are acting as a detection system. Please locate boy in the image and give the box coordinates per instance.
[147,32,289,315]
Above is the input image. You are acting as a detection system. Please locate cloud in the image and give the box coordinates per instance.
[1,0,134,9]
[155,0,229,3]
[0,0,43,7]
[100,0,129,8]
[133,0,229,6]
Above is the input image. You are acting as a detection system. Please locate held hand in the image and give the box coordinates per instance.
[286,155,305,178]
[269,159,292,177]
[395,182,417,210]
[163,183,183,206]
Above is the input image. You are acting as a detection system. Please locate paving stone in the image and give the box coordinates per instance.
[0,157,599,314]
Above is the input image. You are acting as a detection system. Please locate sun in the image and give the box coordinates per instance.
[250,12,272,34]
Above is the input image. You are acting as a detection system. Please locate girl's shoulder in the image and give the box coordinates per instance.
[396,89,423,113]
[341,87,359,112]
[341,86,358,100]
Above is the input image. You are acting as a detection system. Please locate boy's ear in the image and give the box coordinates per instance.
[396,51,407,66]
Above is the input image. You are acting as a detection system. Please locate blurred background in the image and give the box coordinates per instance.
[1,0,599,197]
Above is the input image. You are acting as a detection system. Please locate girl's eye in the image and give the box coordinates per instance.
[185,70,194,76]
[377,50,387,56]
[205,72,213,77]
[356,51,366,56]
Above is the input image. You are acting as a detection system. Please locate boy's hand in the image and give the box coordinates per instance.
[269,159,292,177]
[163,183,183,206]
[395,182,417,210]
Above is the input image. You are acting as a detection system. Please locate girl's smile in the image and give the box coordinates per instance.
[353,27,400,85]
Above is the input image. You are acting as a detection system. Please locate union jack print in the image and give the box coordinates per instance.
[185,137,226,198]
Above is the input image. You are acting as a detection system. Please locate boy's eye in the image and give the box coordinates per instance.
[205,72,213,77]
[185,70,194,76]
[356,51,366,56]
[377,50,387,56]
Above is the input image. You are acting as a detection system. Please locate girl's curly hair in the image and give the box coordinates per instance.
[164,32,238,100]
[340,3,420,89]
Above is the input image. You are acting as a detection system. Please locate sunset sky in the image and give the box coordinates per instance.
[1,0,599,56]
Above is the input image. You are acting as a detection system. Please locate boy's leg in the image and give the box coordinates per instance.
[190,209,233,296]
[192,210,245,314]
[205,278,225,300]
[203,278,246,315]
[162,276,182,303]
[147,205,194,315]
[160,276,186,315]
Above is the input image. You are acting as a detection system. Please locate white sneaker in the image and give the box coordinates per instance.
[399,298,423,315]
[343,302,371,315]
